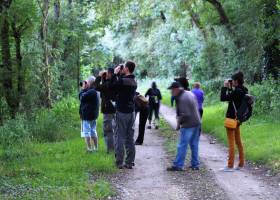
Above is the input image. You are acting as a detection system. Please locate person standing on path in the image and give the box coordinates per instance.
[109,61,137,169]
[221,71,248,172]
[167,82,201,171]
[79,76,99,152]
[191,82,204,118]
[134,92,149,145]
[95,68,116,153]
[171,77,190,107]
[145,82,162,129]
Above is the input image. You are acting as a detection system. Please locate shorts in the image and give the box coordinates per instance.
[81,120,97,138]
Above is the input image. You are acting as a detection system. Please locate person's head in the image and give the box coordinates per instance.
[151,81,157,89]
[87,76,96,88]
[174,77,189,90]
[168,82,182,97]
[123,60,136,75]
[107,67,114,79]
[231,71,244,87]
[193,82,201,89]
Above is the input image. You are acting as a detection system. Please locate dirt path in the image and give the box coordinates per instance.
[112,116,230,200]
[160,105,280,200]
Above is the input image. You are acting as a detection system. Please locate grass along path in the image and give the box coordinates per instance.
[0,109,116,199]
[203,103,280,172]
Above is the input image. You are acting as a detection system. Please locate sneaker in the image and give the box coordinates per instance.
[147,125,152,129]
[167,166,183,171]
[235,166,244,171]
[189,166,200,171]
[221,166,234,172]
[116,164,124,169]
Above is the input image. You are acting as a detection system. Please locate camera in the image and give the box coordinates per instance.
[79,80,87,87]
[120,64,124,70]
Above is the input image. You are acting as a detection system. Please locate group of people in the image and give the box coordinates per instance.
[79,61,248,172]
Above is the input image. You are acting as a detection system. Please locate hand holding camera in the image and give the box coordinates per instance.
[224,79,233,88]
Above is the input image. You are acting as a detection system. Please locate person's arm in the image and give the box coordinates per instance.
[80,89,95,103]
[171,96,175,107]
[220,87,233,102]
[158,89,162,100]
[145,89,150,97]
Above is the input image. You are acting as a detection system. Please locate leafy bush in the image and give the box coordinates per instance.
[249,79,280,117]
[0,97,79,148]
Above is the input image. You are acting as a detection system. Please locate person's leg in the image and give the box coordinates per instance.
[173,128,192,169]
[235,126,244,167]
[90,120,98,150]
[190,126,200,168]
[115,112,126,167]
[154,103,160,129]
[148,105,153,128]
[136,108,148,144]
[226,128,235,168]
[125,112,136,167]
[81,120,92,151]
[103,114,115,152]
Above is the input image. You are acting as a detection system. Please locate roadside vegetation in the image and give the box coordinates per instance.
[0,98,116,199]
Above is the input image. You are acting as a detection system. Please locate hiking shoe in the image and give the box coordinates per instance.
[167,166,183,171]
[135,141,143,145]
[221,166,234,172]
[147,125,152,129]
[116,165,124,169]
[189,166,200,171]
[124,164,133,169]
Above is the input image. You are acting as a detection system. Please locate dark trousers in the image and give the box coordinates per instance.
[199,109,203,134]
[148,103,160,122]
[135,106,149,144]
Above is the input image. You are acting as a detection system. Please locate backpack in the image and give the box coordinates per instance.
[134,94,149,109]
[237,94,255,122]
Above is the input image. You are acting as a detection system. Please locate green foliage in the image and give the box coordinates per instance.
[0,99,116,199]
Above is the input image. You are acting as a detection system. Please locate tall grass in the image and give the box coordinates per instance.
[0,97,116,199]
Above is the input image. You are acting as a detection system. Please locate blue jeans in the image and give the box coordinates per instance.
[173,126,200,169]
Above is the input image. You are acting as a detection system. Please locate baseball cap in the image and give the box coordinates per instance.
[167,82,181,89]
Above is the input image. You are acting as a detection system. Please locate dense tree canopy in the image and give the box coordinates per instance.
[0,0,279,121]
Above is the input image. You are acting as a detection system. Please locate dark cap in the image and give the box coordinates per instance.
[167,82,181,89]
[107,67,114,74]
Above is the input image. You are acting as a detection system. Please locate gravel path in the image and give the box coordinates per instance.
[160,105,280,200]
[111,116,229,200]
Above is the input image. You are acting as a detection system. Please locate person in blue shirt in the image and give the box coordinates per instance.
[191,82,204,118]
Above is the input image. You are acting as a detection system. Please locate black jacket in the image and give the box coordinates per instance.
[220,86,248,119]
[145,88,162,105]
[95,76,116,114]
[79,88,99,120]
[109,74,137,113]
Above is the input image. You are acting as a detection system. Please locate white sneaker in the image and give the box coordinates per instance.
[221,166,234,172]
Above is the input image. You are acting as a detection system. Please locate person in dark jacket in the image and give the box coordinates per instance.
[79,76,99,152]
[220,71,248,172]
[145,82,162,129]
[95,68,116,153]
[134,92,149,145]
[109,61,137,169]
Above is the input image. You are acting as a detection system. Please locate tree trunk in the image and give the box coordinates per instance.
[205,0,240,48]
[180,62,188,78]
[263,0,280,79]
[1,5,19,118]
[40,0,52,108]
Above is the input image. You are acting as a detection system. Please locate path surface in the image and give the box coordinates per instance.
[160,104,280,200]
[112,116,230,200]
[113,122,188,200]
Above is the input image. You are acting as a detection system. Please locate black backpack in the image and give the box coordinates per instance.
[237,94,255,122]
